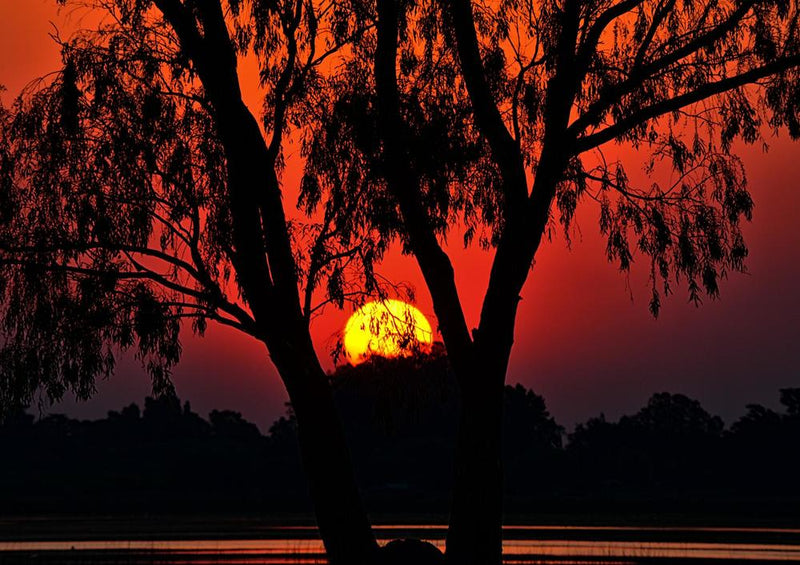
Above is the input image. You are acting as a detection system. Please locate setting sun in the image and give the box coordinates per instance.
[343,299,433,364]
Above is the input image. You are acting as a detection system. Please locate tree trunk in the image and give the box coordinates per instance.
[214,86,380,565]
[444,179,549,565]
[273,334,381,565]
[217,102,380,565]
[289,375,380,565]
[445,361,506,565]
[149,4,379,562]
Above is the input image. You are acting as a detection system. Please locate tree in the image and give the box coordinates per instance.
[620,393,724,485]
[780,387,800,417]
[0,1,382,563]
[503,384,563,454]
[302,1,800,563]
[728,388,800,491]
[3,1,800,564]
[565,393,725,493]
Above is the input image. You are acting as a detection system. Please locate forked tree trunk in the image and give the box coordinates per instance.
[443,198,551,565]
[443,219,560,565]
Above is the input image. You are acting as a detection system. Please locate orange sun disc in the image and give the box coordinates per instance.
[343,299,433,364]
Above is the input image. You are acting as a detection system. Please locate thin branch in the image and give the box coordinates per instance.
[448,0,524,196]
[268,0,303,158]
[575,55,800,152]
[570,0,761,135]
[576,0,645,74]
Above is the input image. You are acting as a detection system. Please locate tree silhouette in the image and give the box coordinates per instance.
[3,1,800,564]
[566,393,725,494]
[210,408,262,440]
[727,387,800,492]
[0,358,578,516]
[4,385,799,517]
[0,1,382,563]
[502,384,563,499]
[301,1,800,563]
[780,387,800,416]
[620,393,724,486]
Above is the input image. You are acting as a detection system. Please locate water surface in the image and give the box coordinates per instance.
[2,525,799,563]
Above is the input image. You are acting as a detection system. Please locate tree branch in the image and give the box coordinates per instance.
[447,0,527,208]
[269,0,304,159]
[571,0,761,135]
[375,0,473,361]
[576,0,644,75]
[153,0,283,327]
[575,55,800,152]
[632,0,677,70]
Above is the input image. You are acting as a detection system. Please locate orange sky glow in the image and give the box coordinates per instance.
[1,1,798,430]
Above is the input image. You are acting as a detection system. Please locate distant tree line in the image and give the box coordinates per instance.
[1,351,797,517]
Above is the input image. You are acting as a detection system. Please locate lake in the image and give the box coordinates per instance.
[2,524,800,563]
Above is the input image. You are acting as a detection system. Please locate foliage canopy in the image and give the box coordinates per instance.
[0,0,799,446]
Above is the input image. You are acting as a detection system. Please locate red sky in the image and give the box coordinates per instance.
[2,1,799,431]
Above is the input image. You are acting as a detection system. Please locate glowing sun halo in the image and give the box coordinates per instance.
[343,299,433,364]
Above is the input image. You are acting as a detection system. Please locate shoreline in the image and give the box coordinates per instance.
[2,513,800,543]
